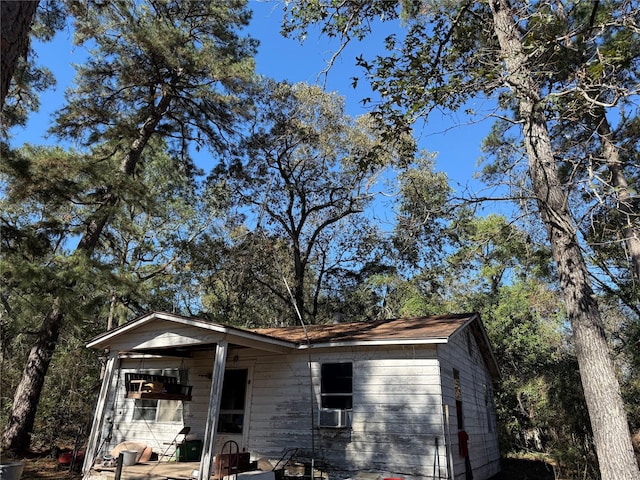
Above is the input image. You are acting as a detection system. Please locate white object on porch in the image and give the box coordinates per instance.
[224,470,276,480]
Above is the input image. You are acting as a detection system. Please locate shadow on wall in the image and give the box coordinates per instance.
[315,355,447,479]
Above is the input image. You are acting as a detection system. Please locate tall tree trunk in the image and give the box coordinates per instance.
[0,0,39,106]
[596,112,640,282]
[0,92,172,451]
[0,300,62,451]
[489,1,640,479]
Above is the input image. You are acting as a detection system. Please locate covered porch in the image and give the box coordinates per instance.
[82,313,295,480]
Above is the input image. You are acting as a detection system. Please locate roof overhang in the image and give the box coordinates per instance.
[86,311,500,379]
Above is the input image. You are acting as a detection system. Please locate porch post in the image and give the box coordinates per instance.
[82,351,120,475]
[198,340,228,480]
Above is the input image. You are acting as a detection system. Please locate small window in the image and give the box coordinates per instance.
[484,384,495,433]
[454,369,464,430]
[321,363,353,410]
[218,369,248,433]
[132,399,157,421]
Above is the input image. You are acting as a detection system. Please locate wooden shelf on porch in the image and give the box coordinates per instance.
[125,374,193,401]
[125,391,192,401]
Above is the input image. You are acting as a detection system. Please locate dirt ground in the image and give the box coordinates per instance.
[8,454,82,480]
[9,454,559,480]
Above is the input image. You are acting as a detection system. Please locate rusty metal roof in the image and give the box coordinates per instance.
[252,313,476,345]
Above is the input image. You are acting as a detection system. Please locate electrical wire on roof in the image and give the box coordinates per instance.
[259,204,317,475]
[245,171,317,470]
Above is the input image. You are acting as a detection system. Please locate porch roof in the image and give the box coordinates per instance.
[86,311,297,354]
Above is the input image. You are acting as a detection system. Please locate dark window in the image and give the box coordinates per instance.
[321,363,353,409]
[218,369,247,433]
[454,369,464,430]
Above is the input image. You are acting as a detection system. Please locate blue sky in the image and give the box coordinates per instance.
[11,0,495,204]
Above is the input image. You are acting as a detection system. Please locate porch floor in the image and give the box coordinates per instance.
[86,461,202,480]
[84,458,322,480]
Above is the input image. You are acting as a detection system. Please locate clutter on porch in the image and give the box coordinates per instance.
[125,373,193,401]
[88,441,324,480]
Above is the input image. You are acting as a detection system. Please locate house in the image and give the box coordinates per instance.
[82,311,501,480]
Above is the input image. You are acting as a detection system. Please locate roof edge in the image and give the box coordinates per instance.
[85,311,296,351]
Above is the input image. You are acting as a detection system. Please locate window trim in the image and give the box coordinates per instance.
[217,368,248,434]
[318,362,353,429]
[320,362,353,411]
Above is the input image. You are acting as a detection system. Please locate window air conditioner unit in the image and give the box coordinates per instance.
[318,409,352,428]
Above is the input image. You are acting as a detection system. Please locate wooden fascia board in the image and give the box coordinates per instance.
[296,337,450,349]
[117,352,165,359]
[116,349,193,358]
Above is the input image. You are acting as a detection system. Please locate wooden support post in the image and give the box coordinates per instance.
[198,341,228,480]
[82,352,120,474]
[114,453,124,480]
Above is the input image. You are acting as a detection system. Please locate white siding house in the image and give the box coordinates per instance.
[82,312,501,480]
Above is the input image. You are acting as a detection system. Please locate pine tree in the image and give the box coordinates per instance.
[0,1,39,106]
[1,0,257,451]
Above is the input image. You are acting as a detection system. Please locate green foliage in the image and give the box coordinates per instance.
[1,61,55,133]
[54,0,257,156]
[28,336,101,447]
[1,0,260,450]
[0,0,64,133]
[393,151,451,267]
[2,0,638,471]
[207,79,411,324]
[1,144,110,310]
[482,281,600,477]
[93,138,215,323]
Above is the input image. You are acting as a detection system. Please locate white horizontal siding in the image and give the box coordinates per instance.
[248,350,313,458]
[438,329,500,480]
[103,356,191,457]
[96,324,498,480]
[244,346,449,480]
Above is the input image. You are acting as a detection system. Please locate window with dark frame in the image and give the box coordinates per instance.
[484,383,495,433]
[454,368,464,430]
[321,362,353,410]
